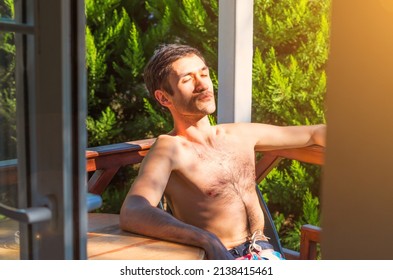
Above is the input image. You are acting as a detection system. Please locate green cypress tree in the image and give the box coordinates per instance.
[252,0,329,126]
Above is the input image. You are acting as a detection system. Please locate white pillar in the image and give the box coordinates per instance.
[217,0,254,123]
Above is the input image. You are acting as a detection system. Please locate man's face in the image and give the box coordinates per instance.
[164,54,216,117]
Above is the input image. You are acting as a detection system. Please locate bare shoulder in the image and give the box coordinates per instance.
[154,133,178,146]
[150,134,182,155]
[146,134,187,169]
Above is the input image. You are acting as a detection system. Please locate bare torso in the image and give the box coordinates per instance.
[163,125,265,249]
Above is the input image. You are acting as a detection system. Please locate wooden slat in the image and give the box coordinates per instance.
[262,145,325,165]
[85,139,155,194]
[88,168,120,195]
[86,138,155,159]
[86,139,155,173]
[255,145,324,187]
[86,151,148,172]
[255,154,282,184]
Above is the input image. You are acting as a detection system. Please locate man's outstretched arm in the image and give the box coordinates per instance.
[237,123,326,151]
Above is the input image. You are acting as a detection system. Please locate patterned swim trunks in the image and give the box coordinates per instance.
[228,230,285,260]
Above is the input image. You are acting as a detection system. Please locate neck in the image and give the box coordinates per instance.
[171,115,215,145]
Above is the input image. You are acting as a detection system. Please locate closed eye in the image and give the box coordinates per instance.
[181,76,192,83]
[200,67,209,77]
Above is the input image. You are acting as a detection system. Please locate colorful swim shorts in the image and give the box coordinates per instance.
[228,230,285,260]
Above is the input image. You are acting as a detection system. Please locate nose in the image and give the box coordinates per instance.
[194,75,209,93]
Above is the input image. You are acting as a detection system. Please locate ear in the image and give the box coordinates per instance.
[154,90,171,107]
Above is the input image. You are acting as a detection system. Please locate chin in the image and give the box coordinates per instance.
[205,102,216,114]
[195,100,216,115]
[205,107,216,116]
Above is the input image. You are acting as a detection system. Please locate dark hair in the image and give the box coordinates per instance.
[143,44,206,97]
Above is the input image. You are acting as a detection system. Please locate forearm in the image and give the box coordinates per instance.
[120,195,204,246]
[119,195,231,259]
[310,124,326,147]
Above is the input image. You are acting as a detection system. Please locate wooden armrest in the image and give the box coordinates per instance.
[300,224,322,260]
[265,145,325,165]
[86,138,155,194]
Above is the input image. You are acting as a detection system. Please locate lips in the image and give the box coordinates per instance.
[196,91,213,101]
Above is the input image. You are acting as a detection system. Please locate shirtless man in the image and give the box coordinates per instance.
[119,44,326,260]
